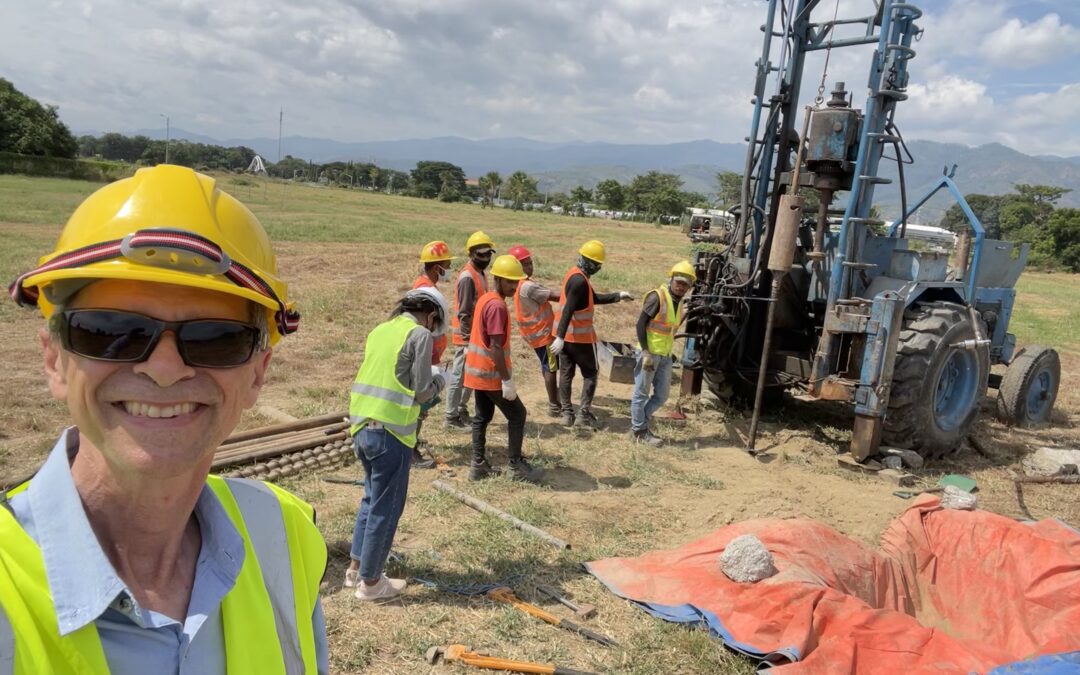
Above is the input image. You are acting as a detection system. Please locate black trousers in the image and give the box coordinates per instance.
[558,341,598,415]
[472,389,527,463]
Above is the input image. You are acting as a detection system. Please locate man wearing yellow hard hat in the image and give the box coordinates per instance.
[464,255,542,483]
[551,240,634,428]
[2,166,328,673]
[631,261,696,446]
[445,230,495,430]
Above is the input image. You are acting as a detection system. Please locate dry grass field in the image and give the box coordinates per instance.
[1,173,1077,674]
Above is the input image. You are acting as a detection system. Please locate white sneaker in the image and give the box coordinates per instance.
[354,574,407,601]
[344,569,359,588]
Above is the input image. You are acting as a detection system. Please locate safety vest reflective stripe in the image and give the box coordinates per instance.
[464,291,511,391]
[513,282,555,348]
[644,285,681,357]
[451,263,488,346]
[351,382,416,408]
[0,475,325,675]
[555,267,596,344]
[348,314,422,447]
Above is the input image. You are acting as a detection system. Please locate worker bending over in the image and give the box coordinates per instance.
[509,244,562,418]
[411,240,454,467]
[551,240,633,428]
[465,255,543,483]
[2,166,328,673]
[631,261,695,446]
[346,287,448,600]
[445,231,495,429]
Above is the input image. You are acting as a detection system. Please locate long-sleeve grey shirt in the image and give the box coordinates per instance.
[393,314,443,404]
[455,263,486,342]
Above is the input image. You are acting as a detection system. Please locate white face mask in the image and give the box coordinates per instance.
[438,266,452,282]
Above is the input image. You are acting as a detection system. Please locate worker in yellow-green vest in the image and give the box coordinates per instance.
[346,286,448,600]
[630,260,696,446]
[1,165,328,674]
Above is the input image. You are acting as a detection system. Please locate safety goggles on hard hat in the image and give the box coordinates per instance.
[9,228,300,338]
[58,309,263,368]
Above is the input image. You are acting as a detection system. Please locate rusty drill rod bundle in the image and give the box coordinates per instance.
[220,411,346,445]
[212,432,348,470]
[432,480,570,550]
[215,424,347,460]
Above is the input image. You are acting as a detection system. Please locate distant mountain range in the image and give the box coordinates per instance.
[86,127,1080,223]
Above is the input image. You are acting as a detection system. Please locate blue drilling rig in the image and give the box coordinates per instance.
[682,0,1061,461]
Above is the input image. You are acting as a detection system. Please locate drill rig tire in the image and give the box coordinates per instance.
[703,368,783,407]
[995,345,1059,427]
[883,302,989,460]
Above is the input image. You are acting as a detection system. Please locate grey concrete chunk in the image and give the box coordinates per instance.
[719,534,777,583]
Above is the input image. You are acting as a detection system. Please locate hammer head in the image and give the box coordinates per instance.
[426,644,466,665]
[575,604,598,620]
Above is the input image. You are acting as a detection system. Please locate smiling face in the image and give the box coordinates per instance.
[42,279,271,479]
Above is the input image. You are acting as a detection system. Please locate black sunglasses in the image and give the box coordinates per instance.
[59,309,262,369]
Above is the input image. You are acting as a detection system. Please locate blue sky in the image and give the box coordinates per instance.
[2,0,1078,155]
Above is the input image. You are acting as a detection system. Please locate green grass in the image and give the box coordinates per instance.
[1013,273,1080,354]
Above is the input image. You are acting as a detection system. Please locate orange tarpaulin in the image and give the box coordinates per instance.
[586,496,1080,673]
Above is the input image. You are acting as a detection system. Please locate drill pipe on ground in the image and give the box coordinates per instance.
[215,424,347,461]
[211,431,348,470]
[220,412,347,445]
[432,480,570,550]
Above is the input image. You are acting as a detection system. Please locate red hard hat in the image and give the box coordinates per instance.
[508,245,532,261]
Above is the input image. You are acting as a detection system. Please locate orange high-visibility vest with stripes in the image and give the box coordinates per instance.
[452,262,488,346]
[513,280,555,348]
[554,267,596,344]
[413,274,448,363]
[464,291,511,391]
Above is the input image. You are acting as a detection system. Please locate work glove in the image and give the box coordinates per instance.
[550,337,565,356]
[619,291,634,301]
[501,379,518,401]
[642,351,657,372]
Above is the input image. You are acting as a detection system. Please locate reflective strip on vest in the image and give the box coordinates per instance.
[554,267,596,344]
[645,285,679,357]
[0,475,325,675]
[348,314,422,447]
[513,282,555,348]
[464,292,511,391]
[451,263,487,346]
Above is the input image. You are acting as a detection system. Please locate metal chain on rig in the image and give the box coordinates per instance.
[815,0,844,104]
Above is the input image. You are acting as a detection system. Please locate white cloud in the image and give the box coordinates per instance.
[978,14,1080,68]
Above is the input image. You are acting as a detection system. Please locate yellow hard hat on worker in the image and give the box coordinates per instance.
[670,260,696,281]
[466,231,496,252]
[419,240,454,263]
[491,254,527,281]
[579,240,606,264]
[9,165,298,345]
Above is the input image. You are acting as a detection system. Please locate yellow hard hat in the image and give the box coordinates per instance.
[420,240,454,263]
[466,230,496,252]
[670,260,697,281]
[579,239,606,263]
[491,254,527,281]
[9,165,297,345]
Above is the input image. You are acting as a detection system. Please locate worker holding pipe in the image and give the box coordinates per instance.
[551,240,634,429]
[508,244,562,418]
[465,255,543,483]
[2,166,329,673]
[630,261,695,446]
[411,240,455,468]
[445,231,495,429]
[346,287,449,600]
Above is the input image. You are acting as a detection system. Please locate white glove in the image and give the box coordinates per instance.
[550,337,565,356]
[501,379,518,401]
[619,291,634,301]
[431,365,443,378]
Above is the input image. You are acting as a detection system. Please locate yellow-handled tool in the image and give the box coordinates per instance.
[486,587,618,648]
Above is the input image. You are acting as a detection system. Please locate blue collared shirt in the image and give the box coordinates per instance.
[6,428,329,674]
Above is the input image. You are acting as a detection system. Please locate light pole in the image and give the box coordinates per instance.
[160,113,170,164]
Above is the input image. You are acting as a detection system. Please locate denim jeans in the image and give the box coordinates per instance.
[444,345,472,421]
[349,426,412,580]
[630,352,673,432]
